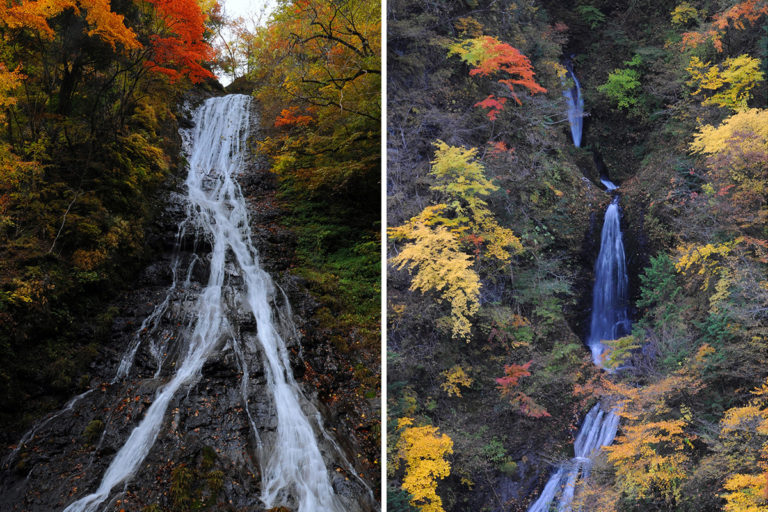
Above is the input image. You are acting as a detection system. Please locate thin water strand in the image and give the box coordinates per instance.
[2,389,94,470]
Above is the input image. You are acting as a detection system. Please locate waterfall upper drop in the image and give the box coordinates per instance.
[61,95,351,512]
[601,178,619,191]
[564,59,584,147]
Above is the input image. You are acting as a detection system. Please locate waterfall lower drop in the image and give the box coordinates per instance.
[528,180,628,512]
[564,60,584,147]
[62,95,350,512]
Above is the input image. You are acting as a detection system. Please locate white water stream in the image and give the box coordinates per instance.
[587,195,631,367]
[527,77,629,509]
[57,94,350,512]
[564,60,584,148]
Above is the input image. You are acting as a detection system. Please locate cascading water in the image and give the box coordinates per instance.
[528,74,629,509]
[600,178,618,191]
[563,59,584,148]
[587,194,631,366]
[528,187,627,512]
[53,94,358,512]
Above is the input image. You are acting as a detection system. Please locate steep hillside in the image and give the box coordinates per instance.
[387,1,768,511]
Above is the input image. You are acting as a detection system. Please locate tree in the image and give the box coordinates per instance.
[495,361,550,417]
[690,108,768,231]
[686,55,764,111]
[681,1,768,52]
[599,67,642,110]
[389,142,522,340]
[719,379,768,512]
[390,222,481,341]
[440,365,472,397]
[576,5,606,29]
[141,0,216,83]
[605,372,701,505]
[671,2,699,26]
[252,0,380,195]
[448,35,545,119]
[0,0,140,50]
[394,418,454,512]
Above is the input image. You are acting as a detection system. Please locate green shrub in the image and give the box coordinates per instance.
[576,5,606,28]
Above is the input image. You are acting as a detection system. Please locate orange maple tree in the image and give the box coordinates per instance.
[0,0,141,51]
[274,106,315,128]
[681,0,768,51]
[449,35,546,120]
[0,0,214,83]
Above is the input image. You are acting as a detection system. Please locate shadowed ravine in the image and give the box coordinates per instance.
[528,66,628,512]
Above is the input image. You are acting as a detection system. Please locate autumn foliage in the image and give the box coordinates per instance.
[681,0,768,51]
[389,142,522,340]
[448,35,546,119]
[0,0,215,429]
[495,361,550,418]
[0,0,140,50]
[0,0,213,83]
[251,0,380,194]
[686,54,763,111]
[690,108,768,231]
[142,0,215,83]
[394,418,454,512]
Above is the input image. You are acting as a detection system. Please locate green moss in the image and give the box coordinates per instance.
[82,419,104,445]
[170,464,193,511]
[201,445,217,470]
[206,470,224,494]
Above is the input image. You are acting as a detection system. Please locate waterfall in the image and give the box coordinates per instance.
[587,195,631,366]
[528,180,629,511]
[564,60,584,147]
[61,95,349,512]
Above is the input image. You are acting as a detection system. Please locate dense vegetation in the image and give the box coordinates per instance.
[387,1,768,511]
[0,0,220,435]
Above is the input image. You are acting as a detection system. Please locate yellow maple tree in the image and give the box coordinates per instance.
[389,142,522,340]
[604,372,701,502]
[390,222,481,341]
[720,379,768,511]
[690,108,768,230]
[394,417,454,512]
[440,365,473,397]
[686,54,763,111]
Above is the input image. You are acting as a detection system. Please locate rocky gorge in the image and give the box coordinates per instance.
[0,91,378,512]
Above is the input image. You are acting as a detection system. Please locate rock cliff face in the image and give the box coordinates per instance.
[0,94,377,512]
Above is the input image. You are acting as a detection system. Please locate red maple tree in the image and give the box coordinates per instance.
[143,0,215,83]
